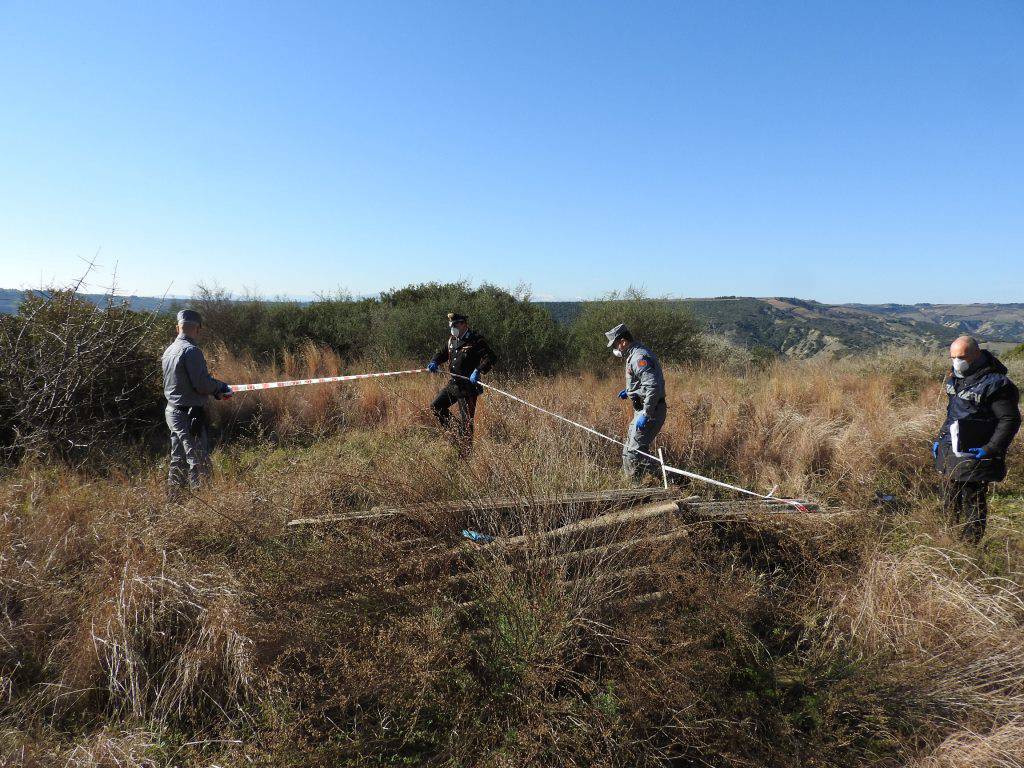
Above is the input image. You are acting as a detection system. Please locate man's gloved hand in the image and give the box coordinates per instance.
[618,389,628,399]
[218,382,233,400]
[636,413,649,430]
[932,441,939,459]
[967,447,988,460]
[427,361,439,373]
[469,369,480,384]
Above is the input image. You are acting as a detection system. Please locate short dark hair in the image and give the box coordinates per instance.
[616,330,634,344]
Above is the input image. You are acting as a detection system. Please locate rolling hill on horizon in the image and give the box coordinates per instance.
[541,297,1024,357]
[3,287,1023,358]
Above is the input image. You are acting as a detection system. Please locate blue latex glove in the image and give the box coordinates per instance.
[469,369,480,384]
[427,361,439,373]
[636,413,649,430]
[462,529,495,544]
[618,389,628,399]
[932,441,939,458]
[967,447,988,459]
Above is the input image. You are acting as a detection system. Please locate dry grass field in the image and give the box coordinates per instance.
[2,348,1023,767]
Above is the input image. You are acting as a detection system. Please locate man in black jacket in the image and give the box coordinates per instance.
[934,336,1021,543]
[427,312,496,450]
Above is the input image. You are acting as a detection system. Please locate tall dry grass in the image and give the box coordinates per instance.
[910,719,1024,768]
[206,343,1020,506]
[1,349,1022,766]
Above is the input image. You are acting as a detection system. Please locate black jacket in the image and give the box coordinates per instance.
[935,351,1021,483]
[431,330,496,383]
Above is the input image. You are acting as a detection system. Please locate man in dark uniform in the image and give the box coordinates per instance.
[934,335,1020,543]
[427,312,496,449]
[161,309,232,497]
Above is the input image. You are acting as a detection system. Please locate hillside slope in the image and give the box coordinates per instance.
[542,297,1024,357]
[848,302,1024,341]
[690,297,963,357]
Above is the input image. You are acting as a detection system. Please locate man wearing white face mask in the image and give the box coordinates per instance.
[427,312,497,451]
[605,323,667,480]
[934,335,1020,543]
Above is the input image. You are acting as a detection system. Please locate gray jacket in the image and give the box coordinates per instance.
[162,333,225,408]
[624,344,666,415]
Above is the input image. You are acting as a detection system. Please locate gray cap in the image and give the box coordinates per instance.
[605,323,629,347]
[177,309,203,326]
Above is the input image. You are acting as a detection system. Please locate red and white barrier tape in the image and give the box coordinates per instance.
[226,366,809,509]
[226,368,427,392]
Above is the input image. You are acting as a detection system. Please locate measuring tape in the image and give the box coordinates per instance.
[226,368,427,392]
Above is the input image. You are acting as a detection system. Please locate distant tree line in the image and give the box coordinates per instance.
[185,282,702,374]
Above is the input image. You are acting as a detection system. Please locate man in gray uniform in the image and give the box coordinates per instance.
[606,323,668,480]
[161,310,231,496]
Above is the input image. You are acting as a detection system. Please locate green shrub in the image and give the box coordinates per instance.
[372,282,568,374]
[570,288,702,371]
[186,284,708,377]
[189,282,569,375]
[187,287,376,362]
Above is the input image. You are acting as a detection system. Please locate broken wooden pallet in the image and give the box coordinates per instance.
[286,487,821,529]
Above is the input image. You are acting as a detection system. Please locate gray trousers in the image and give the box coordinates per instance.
[165,404,210,490]
[623,401,667,479]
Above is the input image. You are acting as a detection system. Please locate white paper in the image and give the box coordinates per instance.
[950,420,974,457]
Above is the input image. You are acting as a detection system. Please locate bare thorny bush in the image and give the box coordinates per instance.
[0,273,164,464]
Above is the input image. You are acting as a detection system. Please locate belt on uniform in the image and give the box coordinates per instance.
[631,396,667,410]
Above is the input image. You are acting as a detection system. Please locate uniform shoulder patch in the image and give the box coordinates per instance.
[637,357,649,367]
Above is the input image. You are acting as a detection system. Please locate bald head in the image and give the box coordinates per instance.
[950,335,980,360]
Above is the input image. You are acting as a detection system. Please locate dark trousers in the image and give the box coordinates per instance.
[942,480,989,544]
[431,381,478,450]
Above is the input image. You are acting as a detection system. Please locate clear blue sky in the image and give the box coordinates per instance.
[1,1,1021,303]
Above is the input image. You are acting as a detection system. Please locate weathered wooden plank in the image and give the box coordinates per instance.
[477,501,682,549]
[679,499,822,514]
[286,487,680,527]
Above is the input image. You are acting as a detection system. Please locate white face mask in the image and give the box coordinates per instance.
[952,357,971,377]
[450,325,463,338]
[612,348,623,358]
